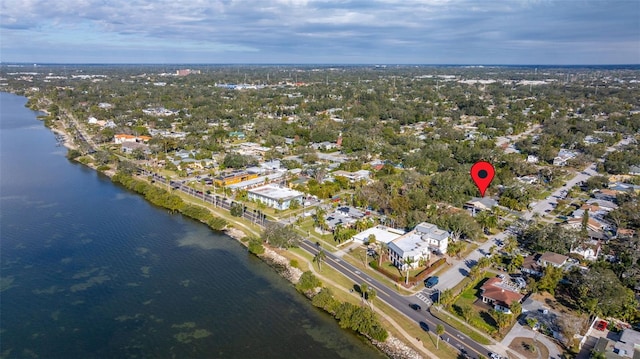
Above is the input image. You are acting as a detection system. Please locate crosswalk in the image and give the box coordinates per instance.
[416,291,432,306]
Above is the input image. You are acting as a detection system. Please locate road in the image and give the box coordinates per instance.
[134,168,492,358]
[434,136,631,294]
[299,240,492,359]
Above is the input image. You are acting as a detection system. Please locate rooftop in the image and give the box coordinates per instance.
[248,184,303,201]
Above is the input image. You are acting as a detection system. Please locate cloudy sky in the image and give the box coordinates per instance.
[1,0,638,64]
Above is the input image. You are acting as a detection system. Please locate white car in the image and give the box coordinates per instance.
[489,353,502,359]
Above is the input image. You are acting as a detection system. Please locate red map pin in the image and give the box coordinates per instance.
[470,161,495,197]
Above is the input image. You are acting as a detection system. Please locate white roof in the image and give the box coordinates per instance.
[248,184,303,201]
[352,226,406,244]
[388,232,429,258]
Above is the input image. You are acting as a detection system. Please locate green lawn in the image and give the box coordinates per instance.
[449,275,500,337]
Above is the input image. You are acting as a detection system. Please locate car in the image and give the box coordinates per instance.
[409,303,422,311]
[595,320,608,331]
[489,352,502,359]
[419,321,429,332]
[424,276,439,288]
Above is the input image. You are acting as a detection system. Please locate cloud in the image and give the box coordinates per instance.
[1,0,638,64]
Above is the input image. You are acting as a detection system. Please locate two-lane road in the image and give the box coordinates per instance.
[299,240,491,359]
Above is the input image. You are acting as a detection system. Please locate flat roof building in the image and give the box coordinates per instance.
[388,222,449,269]
[248,184,304,210]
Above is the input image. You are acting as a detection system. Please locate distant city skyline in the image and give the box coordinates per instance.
[1,0,639,65]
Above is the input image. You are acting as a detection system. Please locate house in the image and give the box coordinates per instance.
[521,254,543,276]
[114,134,151,144]
[586,199,618,212]
[351,225,406,245]
[387,222,449,269]
[121,142,150,155]
[331,170,371,182]
[247,184,304,210]
[595,329,640,358]
[527,155,539,163]
[566,217,612,233]
[553,149,578,166]
[325,206,366,231]
[480,277,524,313]
[629,165,640,176]
[539,251,569,268]
[570,240,601,261]
[594,188,620,202]
[463,197,497,216]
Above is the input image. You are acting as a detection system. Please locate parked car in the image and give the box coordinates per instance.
[595,320,608,331]
[424,276,439,288]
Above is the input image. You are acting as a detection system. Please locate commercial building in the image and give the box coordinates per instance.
[247,184,304,210]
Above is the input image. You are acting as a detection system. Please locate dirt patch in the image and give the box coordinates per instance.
[508,336,549,359]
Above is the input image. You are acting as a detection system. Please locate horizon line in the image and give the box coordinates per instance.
[2,62,639,67]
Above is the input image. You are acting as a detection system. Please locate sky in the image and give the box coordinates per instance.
[1,0,639,65]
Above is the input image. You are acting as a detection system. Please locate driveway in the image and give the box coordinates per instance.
[502,322,564,359]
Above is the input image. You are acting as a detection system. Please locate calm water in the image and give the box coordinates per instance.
[0,92,385,359]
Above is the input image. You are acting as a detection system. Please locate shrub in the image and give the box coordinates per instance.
[248,238,265,255]
[296,271,322,292]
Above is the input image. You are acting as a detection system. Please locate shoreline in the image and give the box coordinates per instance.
[27,93,426,359]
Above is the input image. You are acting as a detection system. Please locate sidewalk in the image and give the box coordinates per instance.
[307,264,439,359]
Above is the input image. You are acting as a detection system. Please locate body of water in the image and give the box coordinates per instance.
[0,92,385,359]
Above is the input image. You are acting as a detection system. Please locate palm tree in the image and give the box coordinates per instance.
[435,324,445,349]
[379,242,388,266]
[360,282,369,304]
[367,288,376,308]
[313,249,327,272]
[403,257,415,285]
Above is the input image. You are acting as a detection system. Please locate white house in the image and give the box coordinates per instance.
[388,222,449,269]
[247,184,304,210]
[351,225,406,244]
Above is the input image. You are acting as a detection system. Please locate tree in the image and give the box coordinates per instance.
[439,289,454,307]
[510,300,522,317]
[435,324,445,349]
[493,309,511,333]
[261,223,302,249]
[538,265,563,295]
[313,249,327,272]
[403,257,415,285]
[526,317,538,330]
[581,209,590,239]
[379,242,388,266]
[460,304,473,323]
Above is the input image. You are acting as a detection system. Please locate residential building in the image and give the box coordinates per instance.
[114,134,151,144]
[526,155,539,163]
[388,222,449,269]
[539,251,569,268]
[521,254,543,277]
[570,240,601,261]
[351,225,406,244]
[247,184,304,210]
[464,197,498,216]
[331,170,371,182]
[325,206,366,231]
[480,277,524,313]
[614,329,640,358]
[553,149,578,166]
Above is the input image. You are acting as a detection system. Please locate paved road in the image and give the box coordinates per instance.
[133,168,492,358]
[299,240,492,359]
